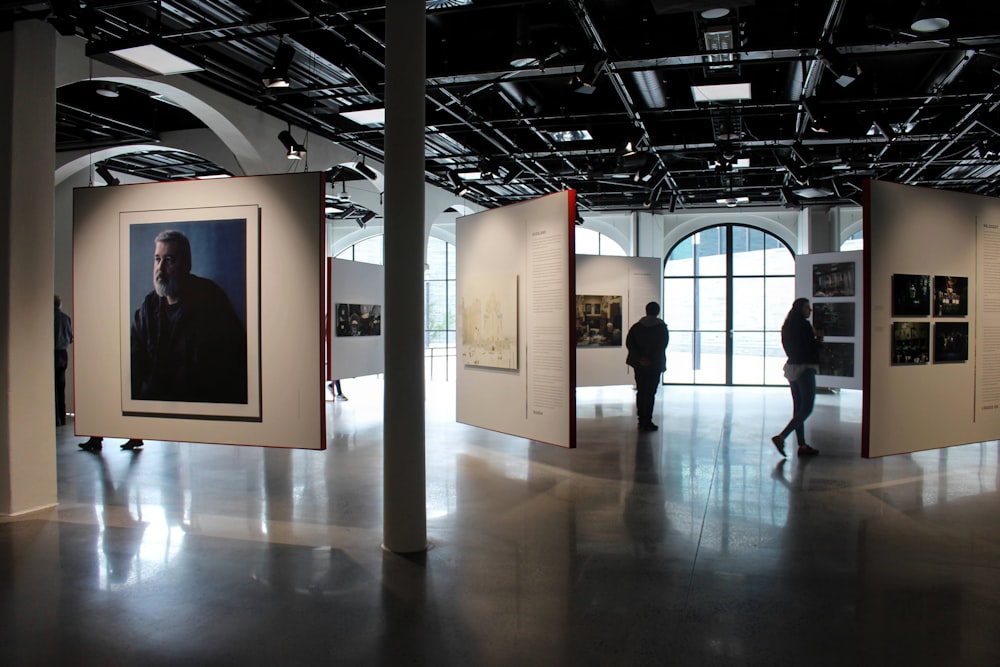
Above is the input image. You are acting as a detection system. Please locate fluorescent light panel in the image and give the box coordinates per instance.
[691,82,751,102]
[340,108,386,126]
[110,45,203,75]
[548,129,593,142]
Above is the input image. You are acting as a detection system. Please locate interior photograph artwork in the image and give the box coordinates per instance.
[335,303,382,337]
[576,294,623,347]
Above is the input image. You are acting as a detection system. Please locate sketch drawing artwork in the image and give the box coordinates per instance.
[461,273,518,369]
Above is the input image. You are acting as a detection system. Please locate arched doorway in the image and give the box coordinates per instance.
[663,225,794,385]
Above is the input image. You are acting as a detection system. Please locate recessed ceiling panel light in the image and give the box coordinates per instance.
[195,173,231,180]
[110,45,203,75]
[548,129,593,142]
[340,108,386,126]
[458,171,482,180]
[691,82,751,102]
[701,8,731,19]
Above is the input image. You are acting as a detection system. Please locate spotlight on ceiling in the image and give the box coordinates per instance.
[668,192,678,213]
[448,171,470,197]
[278,129,306,159]
[911,1,950,33]
[353,155,378,180]
[262,42,295,88]
[818,45,861,87]
[644,182,663,209]
[619,130,645,157]
[95,82,119,98]
[510,14,539,68]
[96,164,119,186]
[357,210,377,229]
[802,97,830,133]
[633,154,660,183]
[570,51,608,94]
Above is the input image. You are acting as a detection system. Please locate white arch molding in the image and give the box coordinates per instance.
[663,212,798,261]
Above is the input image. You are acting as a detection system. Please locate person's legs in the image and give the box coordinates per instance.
[792,369,817,448]
[79,436,103,452]
[55,349,68,425]
[635,369,660,429]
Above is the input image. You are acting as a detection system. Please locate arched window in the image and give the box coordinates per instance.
[664,225,794,385]
[575,227,626,256]
[334,235,384,264]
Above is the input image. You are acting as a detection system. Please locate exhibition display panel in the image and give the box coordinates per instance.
[456,191,577,448]
[864,180,1000,457]
[74,172,327,450]
[575,255,662,387]
[794,250,863,390]
[326,257,386,382]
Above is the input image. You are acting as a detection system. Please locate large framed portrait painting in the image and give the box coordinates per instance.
[119,206,262,420]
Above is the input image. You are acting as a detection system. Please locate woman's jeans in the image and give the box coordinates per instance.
[778,368,816,445]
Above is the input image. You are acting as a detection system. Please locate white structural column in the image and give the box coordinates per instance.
[382,2,427,552]
[0,20,58,515]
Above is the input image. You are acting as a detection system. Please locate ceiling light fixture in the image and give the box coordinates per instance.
[619,130,645,157]
[690,82,752,102]
[644,183,663,208]
[353,155,378,180]
[357,210,377,229]
[910,1,950,33]
[510,14,538,68]
[336,180,352,202]
[106,43,203,75]
[449,171,470,197]
[570,51,608,94]
[818,45,861,87]
[261,42,295,88]
[95,82,119,98]
[96,164,119,186]
[278,129,306,159]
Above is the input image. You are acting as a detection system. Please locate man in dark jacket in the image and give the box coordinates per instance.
[626,301,670,432]
[131,230,247,404]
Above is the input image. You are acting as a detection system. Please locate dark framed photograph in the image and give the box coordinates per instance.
[576,294,623,347]
[892,274,931,317]
[812,302,855,338]
[120,206,262,420]
[813,262,855,297]
[818,342,855,377]
[891,322,930,365]
[335,303,382,337]
[934,276,968,317]
[934,322,969,363]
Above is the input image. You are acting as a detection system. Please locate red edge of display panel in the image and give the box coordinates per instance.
[567,190,577,448]
[861,179,871,458]
[319,175,328,450]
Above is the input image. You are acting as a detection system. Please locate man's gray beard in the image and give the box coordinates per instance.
[154,275,182,299]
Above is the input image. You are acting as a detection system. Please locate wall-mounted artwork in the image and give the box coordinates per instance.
[576,294,623,347]
[461,272,518,369]
[892,274,931,317]
[812,302,855,337]
[891,321,930,365]
[121,209,261,420]
[819,342,855,377]
[335,303,381,337]
[934,322,969,363]
[812,262,855,297]
[934,275,968,317]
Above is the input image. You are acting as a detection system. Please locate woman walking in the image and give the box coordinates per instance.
[771,298,822,457]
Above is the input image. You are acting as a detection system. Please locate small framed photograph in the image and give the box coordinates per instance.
[892,274,931,317]
[934,276,968,317]
[891,322,930,365]
[934,322,969,363]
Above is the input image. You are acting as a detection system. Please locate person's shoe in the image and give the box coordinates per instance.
[798,444,819,456]
[78,437,103,452]
[639,422,659,432]
[771,435,786,458]
[121,439,144,451]
[336,394,348,401]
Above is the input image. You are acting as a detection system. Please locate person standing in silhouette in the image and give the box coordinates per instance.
[626,302,670,432]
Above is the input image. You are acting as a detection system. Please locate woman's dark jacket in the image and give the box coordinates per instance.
[781,313,821,364]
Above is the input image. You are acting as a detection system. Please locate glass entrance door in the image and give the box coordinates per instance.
[663,225,794,385]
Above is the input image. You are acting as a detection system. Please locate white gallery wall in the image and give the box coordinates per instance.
[794,250,863,390]
[456,191,576,448]
[74,172,327,449]
[576,255,661,387]
[865,180,1000,457]
[327,257,385,380]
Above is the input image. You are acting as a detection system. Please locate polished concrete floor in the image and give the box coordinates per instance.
[3,379,999,666]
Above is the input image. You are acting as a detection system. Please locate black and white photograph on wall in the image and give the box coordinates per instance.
[812,302,855,338]
[892,274,931,317]
[818,342,855,377]
[934,322,969,363]
[124,215,257,418]
[934,275,968,317]
[812,262,855,297]
[335,303,382,337]
[891,322,930,365]
[576,294,623,347]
